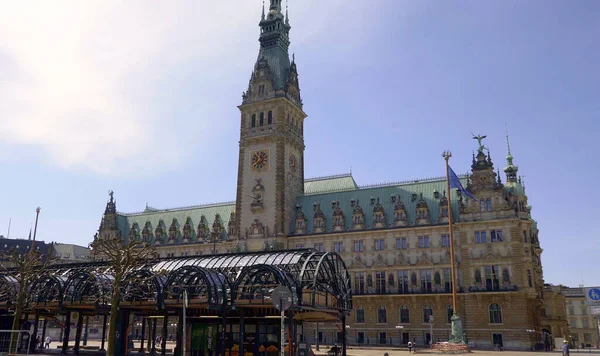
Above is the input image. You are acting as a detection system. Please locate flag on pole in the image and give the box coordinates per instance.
[449,166,477,201]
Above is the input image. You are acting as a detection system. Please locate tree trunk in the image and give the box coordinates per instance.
[107,288,121,356]
[10,277,27,353]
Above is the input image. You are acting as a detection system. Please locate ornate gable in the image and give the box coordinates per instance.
[129,222,140,242]
[438,191,449,224]
[154,220,166,245]
[392,194,408,227]
[228,211,236,236]
[332,201,345,232]
[416,252,434,266]
[395,252,410,266]
[350,199,365,230]
[373,254,389,267]
[294,205,307,235]
[250,179,265,213]
[197,215,209,242]
[372,197,386,228]
[312,202,326,233]
[353,255,368,269]
[182,217,193,242]
[168,218,180,244]
[142,221,152,243]
[415,193,431,225]
[212,214,224,242]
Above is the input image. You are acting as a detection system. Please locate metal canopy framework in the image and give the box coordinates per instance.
[0,249,352,318]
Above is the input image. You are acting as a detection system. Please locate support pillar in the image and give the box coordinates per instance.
[139,316,146,353]
[221,308,228,356]
[151,317,157,355]
[291,312,297,356]
[61,312,72,355]
[41,319,47,350]
[74,312,84,354]
[83,316,89,346]
[341,315,347,356]
[316,323,320,350]
[100,315,108,351]
[161,316,168,356]
[147,318,152,352]
[31,311,40,353]
[176,313,184,356]
[239,311,245,356]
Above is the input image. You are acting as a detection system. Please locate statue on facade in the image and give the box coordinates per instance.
[472,133,488,153]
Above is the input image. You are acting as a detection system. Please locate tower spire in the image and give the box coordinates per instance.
[261,0,265,20]
[285,0,289,25]
[503,126,519,183]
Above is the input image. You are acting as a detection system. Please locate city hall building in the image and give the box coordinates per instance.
[95,0,555,350]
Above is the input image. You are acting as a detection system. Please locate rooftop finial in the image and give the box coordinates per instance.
[285,0,289,24]
[261,0,265,20]
[505,124,512,157]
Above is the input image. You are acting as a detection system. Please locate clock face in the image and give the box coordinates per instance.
[250,150,269,171]
[289,154,297,173]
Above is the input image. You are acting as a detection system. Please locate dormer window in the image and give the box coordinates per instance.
[296,220,305,230]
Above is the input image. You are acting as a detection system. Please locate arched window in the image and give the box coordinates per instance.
[251,114,256,127]
[268,111,273,124]
[447,305,454,323]
[489,303,503,323]
[259,112,264,126]
[377,305,387,323]
[475,269,482,284]
[356,306,365,323]
[400,305,410,323]
[423,305,433,323]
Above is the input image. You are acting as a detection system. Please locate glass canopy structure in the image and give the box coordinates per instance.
[0,249,352,356]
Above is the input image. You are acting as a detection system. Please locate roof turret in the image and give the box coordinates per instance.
[503,130,519,182]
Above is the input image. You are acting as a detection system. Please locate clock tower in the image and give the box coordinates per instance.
[235,0,306,248]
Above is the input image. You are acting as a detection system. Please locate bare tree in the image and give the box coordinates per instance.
[0,248,56,353]
[89,235,155,356]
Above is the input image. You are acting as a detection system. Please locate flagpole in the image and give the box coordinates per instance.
[442,152,458,314]
[31,207,41,251]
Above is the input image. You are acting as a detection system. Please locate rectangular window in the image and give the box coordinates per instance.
[581,306,588,315]
[313,243,324,252]
[357,332,365,344]
[475,230,487,243]
[396,238,407,249]
[480,199,486,211]
[584,333,592,342]
[295,244,304,249]
[397,270,409,294]
[353,272,365,294]
[418,235,430,248]
[568,307,575,315]
[527,270,533,287]
[354,240,365,252]
[486,198,492,211]
[375,239,385,251]
[376,271,386,294]
[570,319,577,329]
[523,230,528,243]
[420,270,432,293]
[441,234,450,247]
[267,111,273,124]
[583,318,589,328]
[400,307,410,323]
[251,114,256,127]
[443,268,452,292]
[334,241,344,253]
[485,265,500,291]
[491,229,503,242]
[259,112,264,126]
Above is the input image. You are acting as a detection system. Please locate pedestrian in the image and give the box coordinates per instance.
[408,341,413,353]
[562,341,570,356]
[44,336,51,349]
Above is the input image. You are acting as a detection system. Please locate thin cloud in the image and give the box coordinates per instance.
[0,0,371,176]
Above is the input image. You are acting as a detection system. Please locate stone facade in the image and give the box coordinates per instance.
[92,1,552,351]
[562,286,600,348]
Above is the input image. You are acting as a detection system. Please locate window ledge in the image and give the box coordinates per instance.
[488,323,504,326]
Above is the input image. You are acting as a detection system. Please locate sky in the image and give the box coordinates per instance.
[1,0,599,286]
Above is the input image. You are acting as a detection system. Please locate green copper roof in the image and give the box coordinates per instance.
[294,175,467,234]
[304,173,359,195]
